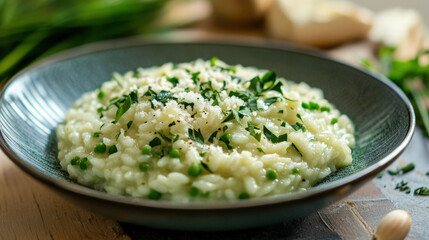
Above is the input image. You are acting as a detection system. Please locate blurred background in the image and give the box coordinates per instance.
[1,0,428,135]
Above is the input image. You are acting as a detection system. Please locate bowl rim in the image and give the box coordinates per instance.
[0,39,416,210]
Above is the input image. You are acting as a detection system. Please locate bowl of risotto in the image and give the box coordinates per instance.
[0,40,414,230]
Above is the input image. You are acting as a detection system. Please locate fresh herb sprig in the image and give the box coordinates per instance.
[363,47,429,136]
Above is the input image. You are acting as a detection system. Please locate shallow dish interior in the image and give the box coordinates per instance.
[0,41,414,228]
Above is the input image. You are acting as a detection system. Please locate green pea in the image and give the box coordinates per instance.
[108,145,118,154]
[94,142,106,153]
[266,169,277,180]
[139,162,149,171]
[80,157,88,170]
[70,156,80,165]
[309,101,319,110]
[292,167,300,174]
[188,163,202,177]
[148,189,162,200]
[141,145,152,155]
[301,102,309,109]
[238,192,250,199]
[189,187,199,197]
[169,149,180,158]
[320,106,331,112]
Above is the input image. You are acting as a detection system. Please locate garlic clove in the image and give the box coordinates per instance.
[373,209,411,240]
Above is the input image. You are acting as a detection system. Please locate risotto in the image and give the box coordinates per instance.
[56,58,355,201]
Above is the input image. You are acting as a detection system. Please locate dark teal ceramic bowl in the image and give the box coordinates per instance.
[0,40,415,230]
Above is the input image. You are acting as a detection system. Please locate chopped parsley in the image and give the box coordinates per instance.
[114,94,131,123]
[331,118,338,125]
[167,76,179,87]
[208,131,218,143]
[127,121,133,129]
[188,128,204,144]
[219,133,233,150]
[108,145,118,154]
[149,137,162,147]
[263,126,287,143]
[246,121,261,142]
[93,132,101,137]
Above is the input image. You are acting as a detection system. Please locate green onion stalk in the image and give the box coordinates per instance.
[0,0,169,84]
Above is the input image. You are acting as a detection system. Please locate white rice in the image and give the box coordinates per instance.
[56,59,355,201]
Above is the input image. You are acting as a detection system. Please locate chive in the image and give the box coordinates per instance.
[266,169,278,180]
[139,162,149,171]
[414,187,429,196]
[320,106,330,112]
[115,132,121,141]
[158,132,172,142]
[296,113,303,122]
[148,189,162,200]
[70,156,80,166]
[301,102,309,109]
[169,149,180,158]
[142,145,152,155]
[94,142,106,154]
[257,147,265,153]
[291,143,303,157]
[108,145,118,154]
[168,121,176,127]
[127,121,133,129]
[97,88,104,99]
[377,173,383,179]
[149,137,161,147]
[331,118,338,125]
[278,110,284,114]
[79,157,88,170]
[169,133,179,142]
[199,151,207,157]
[400,163,415,174]
[387,169,400,175]
[189,187,199,197]
[388,163,415,175]
[292,167,300,174]
[93,132,101,137]
[291,122,304,131]
[280,122,286,127]
[238,192,250,200]
[188,163,202,177]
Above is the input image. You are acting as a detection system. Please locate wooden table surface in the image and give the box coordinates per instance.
[1,26,428,239]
